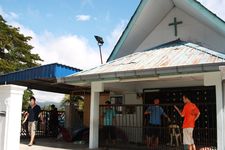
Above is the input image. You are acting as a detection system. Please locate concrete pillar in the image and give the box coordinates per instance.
[89,82,104,149]
[0,85,26,150]
[204,72,224,150]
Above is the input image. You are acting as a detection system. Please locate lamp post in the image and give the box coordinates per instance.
[94,35,104,64]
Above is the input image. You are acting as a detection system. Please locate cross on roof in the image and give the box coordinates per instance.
[168,17,183,37]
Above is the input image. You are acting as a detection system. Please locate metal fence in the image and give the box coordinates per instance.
[20,110,65,138]
[99,103,217,150]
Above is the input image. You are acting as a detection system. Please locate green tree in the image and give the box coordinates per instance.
[0,15,42,74]
[60,94,84,109]
[22,88,34,109]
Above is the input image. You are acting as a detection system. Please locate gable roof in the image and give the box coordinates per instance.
[59,40,225,84]
[107,0,225,62]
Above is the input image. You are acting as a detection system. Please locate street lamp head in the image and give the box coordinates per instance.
[94,35,104,45]
[94,35,104,64]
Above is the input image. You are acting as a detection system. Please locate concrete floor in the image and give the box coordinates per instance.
[20,138,116,150]
[20,138,215,150]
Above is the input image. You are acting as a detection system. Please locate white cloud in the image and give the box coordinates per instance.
[17,20,126,70]
[16,20,124,103]
[197,0,225,20]
[9,12,19,19]
[105,11,111,22]
[0,8,130,103]
[81,0,94,8]
[26,30,100,69]
[0,7,101,102]
[1,18,125,71]
[32,90,64,103]
[0,6,19,21]
[76,15,91,21]
[106,20,128,54]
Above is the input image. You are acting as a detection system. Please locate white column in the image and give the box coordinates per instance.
[89,82,104,149]
[0,85,26,150]
[204,72,224,150]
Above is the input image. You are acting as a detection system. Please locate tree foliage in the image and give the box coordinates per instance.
[0,15,42,74]
[60,94,84,109]
[22,88,34,109]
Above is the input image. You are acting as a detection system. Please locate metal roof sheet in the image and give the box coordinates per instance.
[75,41,225,76]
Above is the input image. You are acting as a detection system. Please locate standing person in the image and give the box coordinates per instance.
[102,100,116,144]
[22,96,43,146]
[49,104,59,137]
[174,93,200,150]
[144,98,170,149]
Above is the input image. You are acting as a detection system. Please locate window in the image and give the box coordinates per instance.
[110,95,124,114]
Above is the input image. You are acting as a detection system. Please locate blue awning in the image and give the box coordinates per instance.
[0,63,85,94]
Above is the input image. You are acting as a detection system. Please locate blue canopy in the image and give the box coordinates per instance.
[0,63,83,94]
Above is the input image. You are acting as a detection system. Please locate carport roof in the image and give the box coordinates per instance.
[0,63,86,94]
[58,40,225,84]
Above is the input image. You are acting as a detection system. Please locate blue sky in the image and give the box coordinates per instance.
[1,0,139,38]
[0,0,140,69]
[0,0,225,103]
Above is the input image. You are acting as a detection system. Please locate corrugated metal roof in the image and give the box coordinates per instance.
[0,63,82,93]
[75,41,225,76]
[0,63,81,83]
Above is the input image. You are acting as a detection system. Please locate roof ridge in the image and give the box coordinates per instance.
[145,39,184,51]
[143,39,225,60]
[183,42,225,60]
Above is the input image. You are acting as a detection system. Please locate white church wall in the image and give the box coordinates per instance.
[204,72,224,150]
[136,7,225,53]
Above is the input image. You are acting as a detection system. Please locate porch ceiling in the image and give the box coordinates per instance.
[103,74,204,92]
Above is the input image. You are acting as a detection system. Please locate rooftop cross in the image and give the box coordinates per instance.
[168,17,183,37]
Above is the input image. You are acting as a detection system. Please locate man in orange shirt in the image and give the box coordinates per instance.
[174,94,200,150]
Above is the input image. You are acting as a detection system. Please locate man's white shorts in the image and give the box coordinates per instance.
[183,128,194,145]
[28,121,37,136]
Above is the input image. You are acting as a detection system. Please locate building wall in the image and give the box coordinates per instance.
[136,7,225,53]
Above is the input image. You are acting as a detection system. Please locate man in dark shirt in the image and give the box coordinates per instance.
[49,104,59,137]
[23,96,43,146]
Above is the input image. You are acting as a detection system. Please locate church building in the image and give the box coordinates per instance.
[60,0,225,149]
